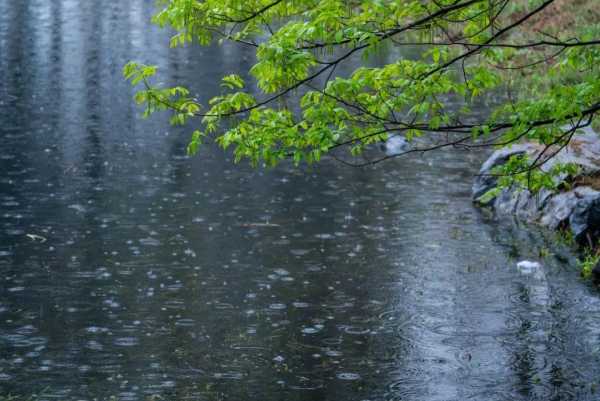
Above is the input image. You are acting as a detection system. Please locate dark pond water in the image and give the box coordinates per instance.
[2,1,600,400]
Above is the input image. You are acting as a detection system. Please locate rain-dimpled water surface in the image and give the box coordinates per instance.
[2,1,600,400]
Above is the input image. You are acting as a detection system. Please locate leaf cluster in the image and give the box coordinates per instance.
[125,0,599,187]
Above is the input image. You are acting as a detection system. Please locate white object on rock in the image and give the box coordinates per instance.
[381,136,410,156]
[516,260,542,274]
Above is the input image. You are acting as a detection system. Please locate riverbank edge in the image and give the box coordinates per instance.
[472,127,600,281]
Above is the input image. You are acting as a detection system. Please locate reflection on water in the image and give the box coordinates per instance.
[2,1,600,400]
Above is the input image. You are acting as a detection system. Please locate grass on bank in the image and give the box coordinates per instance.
[555,228,600,279]
[579,248,600,279]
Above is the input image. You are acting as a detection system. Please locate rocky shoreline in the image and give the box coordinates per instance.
[472,127,600,279]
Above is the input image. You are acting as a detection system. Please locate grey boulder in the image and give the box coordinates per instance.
[473,128,600,243]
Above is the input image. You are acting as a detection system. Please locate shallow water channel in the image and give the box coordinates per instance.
[2,1,600,401]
